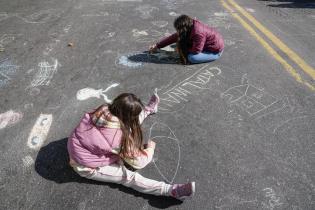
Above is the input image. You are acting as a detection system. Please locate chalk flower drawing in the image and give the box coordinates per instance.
[76,83,119,103]
[27,114,53,149]
[158,66,222,113]
[149,122,180,183]
[0,59,20,87]
[0,110,23,129]
[30,59,59,87]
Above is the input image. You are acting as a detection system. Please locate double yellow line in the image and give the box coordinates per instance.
[221,0,315,90]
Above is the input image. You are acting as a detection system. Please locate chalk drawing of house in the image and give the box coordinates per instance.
[221,78,278,116]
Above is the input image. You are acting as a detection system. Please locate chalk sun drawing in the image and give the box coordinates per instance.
[0,110,23,129]
[27,114,53,149]
[30,59,59,87]
[149,122,180,184]
[0,59,20,87]
[76,83,119,103]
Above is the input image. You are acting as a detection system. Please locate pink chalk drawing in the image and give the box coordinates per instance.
[0,110,23,129]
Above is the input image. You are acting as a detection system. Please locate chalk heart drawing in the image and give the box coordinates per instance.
[27,114,53,150]
[76,83,119,103]
[158,66,222,113]
[30,59,59,87]
[0,110,23,129]
[149,122,180,184]
[0,59,20,87]
[134,5,159,19]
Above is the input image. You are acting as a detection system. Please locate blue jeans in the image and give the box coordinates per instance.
[187,51,223,64]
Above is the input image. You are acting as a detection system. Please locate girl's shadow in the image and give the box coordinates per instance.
[128,50,180,64]
[35,139,182,209]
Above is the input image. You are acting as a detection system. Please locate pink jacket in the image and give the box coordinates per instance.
[156,19,224,53]
[67,105,156,168]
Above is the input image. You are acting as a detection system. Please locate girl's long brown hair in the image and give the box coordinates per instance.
[108,93,145,158]
[174,14,194,61]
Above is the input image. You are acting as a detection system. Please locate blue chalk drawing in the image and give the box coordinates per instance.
[117,54,143,68]
[0,59,19,87]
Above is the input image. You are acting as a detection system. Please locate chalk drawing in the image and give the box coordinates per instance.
[24,103,34,110]
[158,66,222,113]
[0,12,10,22]
[221,75,279,117]
[132,29,149,37]
[245,8,255,13]
[208,12,235,30]
[161,0,178,10]
[30,59,59,87]
[0,34,21,50]
[0,59,20,87]
[17,9,61,24]
[76,83,119,103]
[151,20,168,28]
[215,194,257,209]
[169,12,178,16]
[116,54,143,68]
[262,188,283,209]
[0,110,23,129]
[149,122,180,183]
[134,5,159,19]
[27,114,53,149]
[82,12,110,17]
[22,155,34,168]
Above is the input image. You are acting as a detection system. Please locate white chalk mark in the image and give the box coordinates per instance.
[135,5,159,19]
[149,122,180,184]
[132,29,149,37]
[245,8,255,13]
[16,9,61,24]
[214,12,229,17]
[151,20,168,28]
[27,114,53,149]
[169,12,178,16]
[22,155,34,168]
[272,115,308,134]
[30,59,59,87]
[76,83,119,103]
[0,110,23,129]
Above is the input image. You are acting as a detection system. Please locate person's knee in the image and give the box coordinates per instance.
[187,53,200,64]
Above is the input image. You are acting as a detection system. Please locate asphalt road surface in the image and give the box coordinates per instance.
[0,0,314,209]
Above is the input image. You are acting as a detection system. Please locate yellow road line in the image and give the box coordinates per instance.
[220,0,315,90]
[227,0,315,80]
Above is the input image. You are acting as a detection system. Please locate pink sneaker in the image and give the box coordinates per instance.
[147,91,160,113]
[171,182,195,200]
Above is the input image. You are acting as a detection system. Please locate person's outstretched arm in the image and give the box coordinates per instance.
[149,33,178,53]
[139,90,160,124]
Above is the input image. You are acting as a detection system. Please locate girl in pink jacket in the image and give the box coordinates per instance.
[67,92,195,200]
[149,14,224,64]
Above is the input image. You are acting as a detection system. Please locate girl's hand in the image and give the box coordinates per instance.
[149,44,158,53]
[147,140,156,149]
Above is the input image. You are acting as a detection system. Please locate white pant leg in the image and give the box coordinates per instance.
[83,164,172,196]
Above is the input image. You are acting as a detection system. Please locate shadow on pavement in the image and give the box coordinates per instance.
[35,138,182,209]
[127,50,180,64]
[258,0,315,9]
